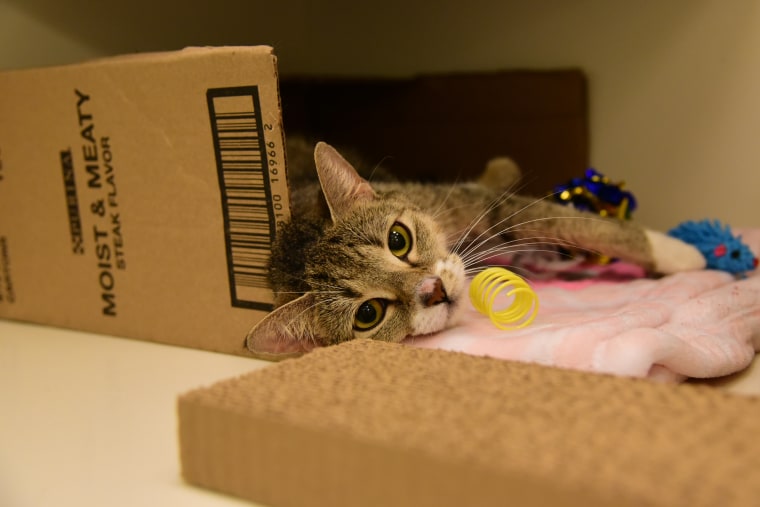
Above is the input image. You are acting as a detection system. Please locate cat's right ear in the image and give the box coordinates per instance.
[314,142,377,221]
[244,294,322,361]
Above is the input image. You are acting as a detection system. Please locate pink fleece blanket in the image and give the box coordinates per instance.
[404,229,760,382]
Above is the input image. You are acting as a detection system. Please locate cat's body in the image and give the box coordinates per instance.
[245,140,705,359]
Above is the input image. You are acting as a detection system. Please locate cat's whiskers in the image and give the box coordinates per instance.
[367,155,393,182]
[462,243,583,270]
[449,195,506,255]
[445,223,473,241]
[463,263,536,279]
[282,297,327,348]
[460,245,572,279]
[449,173,539,256]
[460,236,590,268]
[455,190,563,260]
[463,230,590,257]
[450,185,524,256]
[452,195,610,278]
[430,179,463,220]
[495,214,612,241]
[462,247,582,270]
[456,189,618,265]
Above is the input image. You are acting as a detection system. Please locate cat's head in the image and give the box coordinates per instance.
[245,142,465,360]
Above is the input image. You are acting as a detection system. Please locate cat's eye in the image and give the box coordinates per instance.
[388,223,412,258]
[354,298,387,331]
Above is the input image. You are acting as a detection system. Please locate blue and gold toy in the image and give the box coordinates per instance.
[553,168,637,220]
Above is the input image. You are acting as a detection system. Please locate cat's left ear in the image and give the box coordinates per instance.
[314,142,377,221]
[244,294,322,361]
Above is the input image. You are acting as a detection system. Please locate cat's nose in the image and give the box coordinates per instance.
[419,276,448,307]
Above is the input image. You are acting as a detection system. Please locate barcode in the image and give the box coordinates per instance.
[207,86,275,311]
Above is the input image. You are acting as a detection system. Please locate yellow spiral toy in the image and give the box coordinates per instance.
[469,267,539,330]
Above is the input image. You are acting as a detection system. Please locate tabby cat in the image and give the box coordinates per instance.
[245,141,704,359]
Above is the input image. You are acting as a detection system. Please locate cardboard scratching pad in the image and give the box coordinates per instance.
[178,340,760,507]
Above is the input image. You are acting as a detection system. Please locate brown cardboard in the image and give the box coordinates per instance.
[0,47,290,354]
[178,339,760,507]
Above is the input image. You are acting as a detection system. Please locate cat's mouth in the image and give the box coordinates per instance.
[410,297,459,336]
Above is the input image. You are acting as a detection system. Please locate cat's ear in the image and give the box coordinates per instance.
[314,142,377,221]
[244,294,322,360]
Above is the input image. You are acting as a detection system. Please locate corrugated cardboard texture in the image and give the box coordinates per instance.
[0,47,289,354]
[280,70,587,196]
[178,340,760,507]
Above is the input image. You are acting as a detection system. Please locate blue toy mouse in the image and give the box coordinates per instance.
[668,219,758,275]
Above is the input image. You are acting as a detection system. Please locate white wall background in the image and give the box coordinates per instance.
[3,0,759,230]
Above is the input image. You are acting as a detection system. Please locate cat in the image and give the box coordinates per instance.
[245,140,705,360]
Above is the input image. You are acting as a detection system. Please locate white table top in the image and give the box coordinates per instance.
[2,319,757,507]
[0,319,269,507]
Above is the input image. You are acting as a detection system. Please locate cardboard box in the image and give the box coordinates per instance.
[0,46,290,354]
[178,339,760,507]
